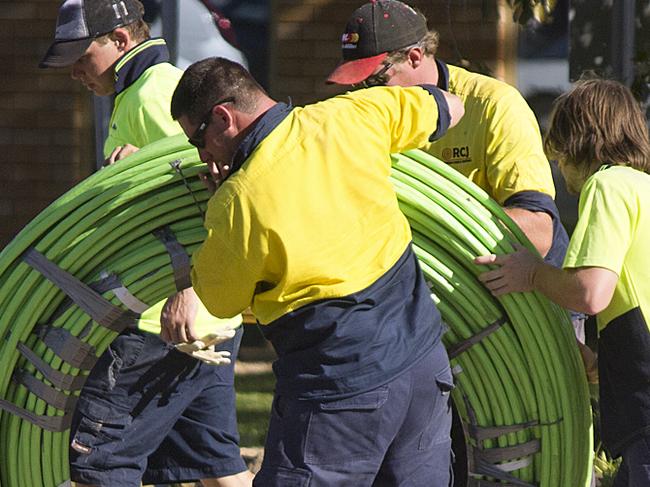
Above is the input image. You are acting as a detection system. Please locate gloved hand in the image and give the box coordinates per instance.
[175,328,237,366]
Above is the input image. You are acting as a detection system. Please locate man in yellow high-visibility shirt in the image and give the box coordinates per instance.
[171,56,464,486]
[328,0,569,274]
[327,1,592,347]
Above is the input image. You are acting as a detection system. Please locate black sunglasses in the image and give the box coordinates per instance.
[356,63,394,88]
[354,41,425,89]
[188,97,236,148]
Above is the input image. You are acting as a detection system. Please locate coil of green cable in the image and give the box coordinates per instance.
[0,136,591,486]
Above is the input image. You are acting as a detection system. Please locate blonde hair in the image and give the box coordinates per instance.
[386,30,439,64]
[545,78,650,187]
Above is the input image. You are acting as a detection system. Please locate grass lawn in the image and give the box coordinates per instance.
[235,367,274,447]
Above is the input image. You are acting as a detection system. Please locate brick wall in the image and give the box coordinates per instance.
[0,1,95,248]
[270,0,517,104]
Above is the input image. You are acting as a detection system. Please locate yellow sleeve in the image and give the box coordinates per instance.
[564,175,629,274]
[191,200,260,319]
[347,86,444,155]
[484,90,555,204]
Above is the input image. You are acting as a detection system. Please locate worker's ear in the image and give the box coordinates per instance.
[407,45,424,69]
[111,28,131,53]
[211,104,235,134]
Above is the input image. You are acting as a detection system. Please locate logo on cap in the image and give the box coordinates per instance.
[342,32,360,49]
[112,1,131,18]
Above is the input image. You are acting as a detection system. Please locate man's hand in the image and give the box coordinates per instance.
[160,287,200,344]
[198,172,218,195]
[199,160,231,195]
[103,143,139,167]
[474,243,542,296]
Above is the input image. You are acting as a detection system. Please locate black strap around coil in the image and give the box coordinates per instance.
[475,440,540,465]
[0,399,72,432]
[153,226,192,291]
[468,481,520,487]
[469,477,527,487]
[463,395,540,487]
[32,325,98,370]
[48,272,125,324]
[17,343,87,391]
[468,419,540,442]
[447,317,507,358]
[470,458,538,487]
[22,249,138,332]
[12,369,78,412]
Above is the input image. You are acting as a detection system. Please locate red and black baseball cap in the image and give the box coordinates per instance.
[40,0,144,68]
[327,0,428,85]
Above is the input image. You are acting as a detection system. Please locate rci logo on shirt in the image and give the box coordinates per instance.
[441,146,471,164]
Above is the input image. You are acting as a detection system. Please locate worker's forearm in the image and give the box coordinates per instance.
[532,263,589,311]
[533,264,617,315]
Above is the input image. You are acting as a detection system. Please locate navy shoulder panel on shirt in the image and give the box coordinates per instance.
[503,190,558,218]
[504,190,569,266]
[418,84,451,142]
[114,39,170,94]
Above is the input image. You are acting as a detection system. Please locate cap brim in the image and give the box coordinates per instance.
[39,38,94,68]
[326,53,388,85]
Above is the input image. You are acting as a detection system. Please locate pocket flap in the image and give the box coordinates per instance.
[435,366,455,393]
[320,386,389,411]
[76,397,132,427]
[254,465,312,487]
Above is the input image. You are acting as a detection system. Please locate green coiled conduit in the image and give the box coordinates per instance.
[0,135,591,486]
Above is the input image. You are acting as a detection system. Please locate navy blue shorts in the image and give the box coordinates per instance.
[254,342,454,486]
[69,327,247,487]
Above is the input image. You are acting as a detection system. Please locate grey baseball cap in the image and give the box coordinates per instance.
[40,0,143,68]
[327,0,427,85]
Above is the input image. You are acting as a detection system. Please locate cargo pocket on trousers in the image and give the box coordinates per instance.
[419,366,454,450]
[103,331,147,391]
[254,465,312,487]
[70,398,132,460]
[305,386,389,465]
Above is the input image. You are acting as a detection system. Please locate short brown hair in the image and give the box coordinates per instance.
[171,57,266,124]
[545,78,650,186]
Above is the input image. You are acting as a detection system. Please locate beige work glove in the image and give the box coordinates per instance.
[175,328,237,366]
